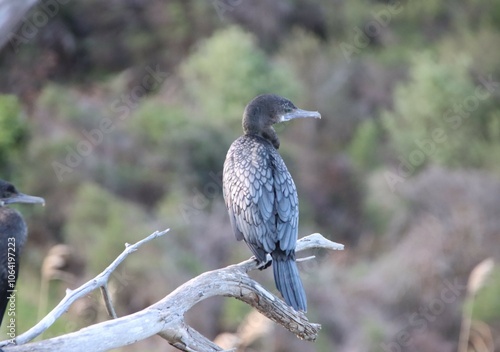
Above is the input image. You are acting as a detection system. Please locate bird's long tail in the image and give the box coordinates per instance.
[271,252,307,312]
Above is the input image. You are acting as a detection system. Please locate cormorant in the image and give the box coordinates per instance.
[0,180,44,325]
[223,94,321,312]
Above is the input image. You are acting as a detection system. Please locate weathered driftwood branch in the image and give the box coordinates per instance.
[0,231,343,352]
[2,229,170,346]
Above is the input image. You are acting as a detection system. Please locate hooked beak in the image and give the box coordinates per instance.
[280,108,321,122]
[3,193,45,206]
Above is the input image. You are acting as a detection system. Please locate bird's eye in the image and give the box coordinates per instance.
[3,185,16,198]
[283,100,297,113]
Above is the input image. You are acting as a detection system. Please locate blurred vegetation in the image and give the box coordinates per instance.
[383,51,500,171]
[472,267,500,323]
[0,95,28,178]
[64,182,153,272]
[0,0,500,351]
[348,118,381,171]
[181,26,300,124]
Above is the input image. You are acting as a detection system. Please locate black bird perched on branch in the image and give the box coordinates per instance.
[223,94,321,311]
[0,180,44,325]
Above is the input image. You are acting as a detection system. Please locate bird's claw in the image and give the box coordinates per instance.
[254,257,272,271]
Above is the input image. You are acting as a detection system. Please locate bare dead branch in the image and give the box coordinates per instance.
[0,232,343,352]
[100,284,117,319]
[4,229,169,346]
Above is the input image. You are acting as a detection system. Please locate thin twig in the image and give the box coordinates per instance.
[3,229,169,346]
[100,284,117,319]
[297,255,316,262]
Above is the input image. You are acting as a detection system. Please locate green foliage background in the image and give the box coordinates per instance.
[0,1,500,351]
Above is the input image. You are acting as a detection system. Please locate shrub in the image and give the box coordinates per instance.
[348,118,381,171]
[383,51,500,172]
[180,26,299,126]
[0,95,28,178]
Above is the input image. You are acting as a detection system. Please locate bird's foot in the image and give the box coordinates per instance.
[255,257,272,271]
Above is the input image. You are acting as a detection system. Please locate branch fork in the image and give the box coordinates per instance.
[0,230,343,352]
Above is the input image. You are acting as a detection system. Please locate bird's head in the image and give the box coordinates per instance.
[0,180,45,207]
[242,94,321,148]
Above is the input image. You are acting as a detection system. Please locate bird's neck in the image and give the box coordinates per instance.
[245,126,280,149]
[262,126,280,149]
